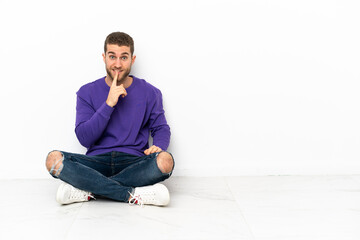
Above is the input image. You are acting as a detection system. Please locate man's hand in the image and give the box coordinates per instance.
[144,145,162,155]
[106,72,127,107]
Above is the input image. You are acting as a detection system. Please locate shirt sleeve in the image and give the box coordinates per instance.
[149,89,171,151]
[75,95,114,148]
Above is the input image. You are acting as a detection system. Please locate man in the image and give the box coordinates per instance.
[45,32,174,207]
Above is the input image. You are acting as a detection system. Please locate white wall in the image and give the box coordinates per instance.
[0,0,359,179]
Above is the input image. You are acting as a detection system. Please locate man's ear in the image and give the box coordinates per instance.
[131,55,136,65]
[102,53,106,63]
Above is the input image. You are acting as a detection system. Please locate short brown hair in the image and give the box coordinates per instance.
[104,32,134,55]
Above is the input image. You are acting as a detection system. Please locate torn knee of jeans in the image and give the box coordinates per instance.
[47,151,64,177]
[156,151,174,174]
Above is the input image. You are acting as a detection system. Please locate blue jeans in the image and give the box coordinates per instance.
[48,151,174,202]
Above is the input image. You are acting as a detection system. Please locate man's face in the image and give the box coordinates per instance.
[103,44,135,82]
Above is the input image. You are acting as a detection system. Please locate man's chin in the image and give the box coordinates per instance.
[112,74,129,82]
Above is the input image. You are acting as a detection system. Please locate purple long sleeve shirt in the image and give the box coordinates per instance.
[75,75,170,156]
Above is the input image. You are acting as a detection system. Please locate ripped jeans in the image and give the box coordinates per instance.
[47,151,174,202]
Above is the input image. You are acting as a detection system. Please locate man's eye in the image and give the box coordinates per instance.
[109,56,115,59]
[121,56,128,60]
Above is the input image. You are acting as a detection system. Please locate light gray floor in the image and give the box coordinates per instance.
[1,176,360,239]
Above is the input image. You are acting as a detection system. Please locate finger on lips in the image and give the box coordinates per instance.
[112,72,119,86]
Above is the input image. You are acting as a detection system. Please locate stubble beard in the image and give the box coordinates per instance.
[107,67,131,85]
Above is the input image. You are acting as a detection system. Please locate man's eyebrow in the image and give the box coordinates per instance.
[107,51,130,55]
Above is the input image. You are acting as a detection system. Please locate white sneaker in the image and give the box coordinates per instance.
[129,183,170,207]
[56,182,94,205]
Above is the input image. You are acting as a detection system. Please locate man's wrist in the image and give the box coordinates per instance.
[106,100,114,108]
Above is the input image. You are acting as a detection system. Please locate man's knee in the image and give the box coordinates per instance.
[46,151,64,177]
[156,152,174,174]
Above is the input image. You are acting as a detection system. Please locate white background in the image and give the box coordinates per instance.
[0,0,359,179]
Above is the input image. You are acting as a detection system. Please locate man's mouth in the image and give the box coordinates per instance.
[112,69,122,74]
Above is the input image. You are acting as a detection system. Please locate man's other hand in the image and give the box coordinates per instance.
[144,145,162,155]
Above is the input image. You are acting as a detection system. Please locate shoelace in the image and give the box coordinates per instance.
[70,188,95,201]
[128,192,143,207]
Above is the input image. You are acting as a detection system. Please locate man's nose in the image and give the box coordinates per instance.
[114,58,122,67]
